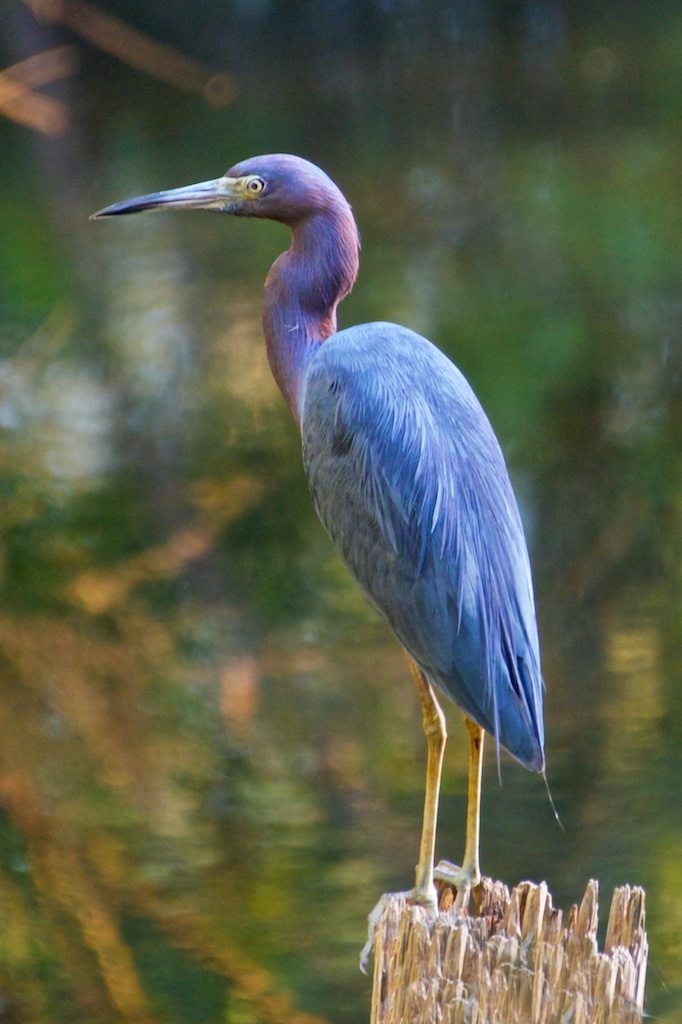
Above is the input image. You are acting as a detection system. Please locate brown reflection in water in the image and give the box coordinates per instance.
[0,613,328,1023]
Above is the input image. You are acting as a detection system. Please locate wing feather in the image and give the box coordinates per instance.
[301,322,544,771]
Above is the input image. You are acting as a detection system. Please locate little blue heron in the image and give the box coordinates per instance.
[93,154,546,966]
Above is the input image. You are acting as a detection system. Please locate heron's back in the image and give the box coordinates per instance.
[301,322,544,772]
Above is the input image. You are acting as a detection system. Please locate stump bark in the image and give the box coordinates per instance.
[369,878,647,1024]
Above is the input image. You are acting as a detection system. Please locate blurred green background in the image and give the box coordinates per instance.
[0,1,680,1022]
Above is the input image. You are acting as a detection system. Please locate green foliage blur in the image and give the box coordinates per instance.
[0,1,680,1022]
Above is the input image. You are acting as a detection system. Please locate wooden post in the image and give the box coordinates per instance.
[369,877,647,1024]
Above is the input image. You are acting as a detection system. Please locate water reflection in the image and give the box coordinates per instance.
[0,1,680,1021]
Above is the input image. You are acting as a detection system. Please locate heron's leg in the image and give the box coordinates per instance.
[405,654,447,908]
[434,716,485,908]
[359,655,446,972]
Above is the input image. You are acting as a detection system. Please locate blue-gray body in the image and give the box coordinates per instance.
[302,322,544,772]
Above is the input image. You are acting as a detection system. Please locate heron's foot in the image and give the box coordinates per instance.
[434,858,480,909]
[359,884,438,974]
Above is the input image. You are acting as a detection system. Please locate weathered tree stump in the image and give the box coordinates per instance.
[370,878,647,1024]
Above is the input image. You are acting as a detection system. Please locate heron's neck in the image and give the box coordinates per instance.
[263,206,359,425]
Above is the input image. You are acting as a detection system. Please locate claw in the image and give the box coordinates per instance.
[433,858,462,884]
[434,858,479,908]
[359,893,390,973]
[359,886,438,974]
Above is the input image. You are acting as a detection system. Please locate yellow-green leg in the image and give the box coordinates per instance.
[359,654,447,971]
[406,654,448,908]
[434,716,485,907]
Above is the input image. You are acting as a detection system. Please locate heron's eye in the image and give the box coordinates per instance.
[245,176,266,195]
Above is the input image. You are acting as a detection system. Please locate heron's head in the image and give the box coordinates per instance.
[91,154,351,226]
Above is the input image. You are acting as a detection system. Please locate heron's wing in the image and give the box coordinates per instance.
[301,322,544,771]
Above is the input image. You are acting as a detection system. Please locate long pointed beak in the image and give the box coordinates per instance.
[90,176,242,219]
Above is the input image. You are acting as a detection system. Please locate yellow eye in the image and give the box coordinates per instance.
[245,176,265,195]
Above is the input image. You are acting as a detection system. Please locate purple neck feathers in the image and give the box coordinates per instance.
[262,203,360,425]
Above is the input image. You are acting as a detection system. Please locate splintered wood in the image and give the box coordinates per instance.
[370,878,647,1024]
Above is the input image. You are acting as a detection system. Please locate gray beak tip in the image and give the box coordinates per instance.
[89,197,158,219]
[90,204,127,220]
